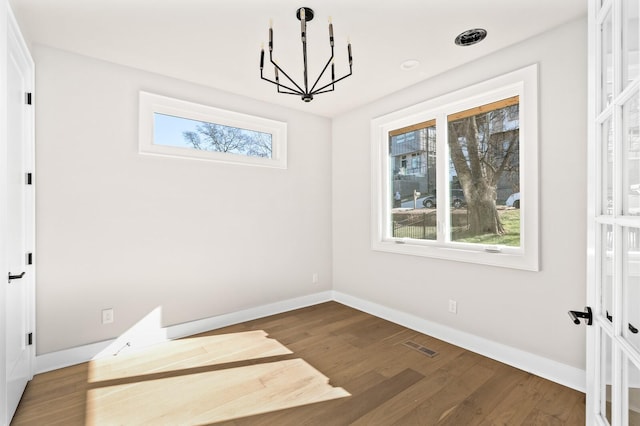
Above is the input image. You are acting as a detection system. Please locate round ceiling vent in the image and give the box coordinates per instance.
[400,59,420,71]
[454,28,487,46]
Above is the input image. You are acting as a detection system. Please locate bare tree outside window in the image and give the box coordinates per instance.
[183,122,272,159]
[246,132,273,158]
[448,98,519,240]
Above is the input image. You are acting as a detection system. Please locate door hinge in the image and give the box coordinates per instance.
[26,172,33,185]
[26,252,33,265]
[27,332,33,346]
[25,92,32,105]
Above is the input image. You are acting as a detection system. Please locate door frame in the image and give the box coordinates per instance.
[587,0,640,424]
[586,0,598,422]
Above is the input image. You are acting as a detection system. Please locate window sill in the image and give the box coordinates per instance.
[371,239,539,271]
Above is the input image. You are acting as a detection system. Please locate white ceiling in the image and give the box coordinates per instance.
[9,0,586,118]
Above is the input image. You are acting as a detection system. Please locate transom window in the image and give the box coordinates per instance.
[139,92,287,168]
[371,65,538,270]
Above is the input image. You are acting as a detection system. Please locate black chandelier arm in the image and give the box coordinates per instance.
[310,66,353,95]
[312,87,336,95]
[270,56,305,94]
[310,42,352,95]
[260,53,305,95]
[260,62,303,95]
[278,91,305,96]
[277,85,302,95]
[276,81,302,95]
[260,72,303,96]
[309,50,335,94]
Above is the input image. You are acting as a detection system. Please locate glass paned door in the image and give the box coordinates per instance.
[627,358,640,424]
[589,0,640,424]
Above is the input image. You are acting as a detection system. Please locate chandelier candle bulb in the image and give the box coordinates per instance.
[329,18,334,41]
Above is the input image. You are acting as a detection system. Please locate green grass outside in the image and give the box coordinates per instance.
[393,209,520,247]
[454,209,520,246]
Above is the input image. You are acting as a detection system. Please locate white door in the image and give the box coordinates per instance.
[587,0,640,424]
[4,9,34,424]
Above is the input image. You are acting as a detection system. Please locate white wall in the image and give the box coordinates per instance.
[34,46,333,354]
[332,17,587,370]
[33,17,588,374]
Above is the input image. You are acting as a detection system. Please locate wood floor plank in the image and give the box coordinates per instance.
[389,357,500,425]
[11,302,585,425]
[350,350,487,425]
[565,397,587,425]
[436,363,529,425]
[521,408,566,426]
[478,373,550,426]
[531,376,585,423]
[303,368,425,425]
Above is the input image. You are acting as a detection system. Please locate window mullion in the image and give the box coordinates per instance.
[436,112,449,244]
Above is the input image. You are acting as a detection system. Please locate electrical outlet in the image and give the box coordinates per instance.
[102,308,114,324]
[448,299,457,314]
[312,273,319,284]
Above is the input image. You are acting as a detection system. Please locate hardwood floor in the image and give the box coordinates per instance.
[11,302,585,425]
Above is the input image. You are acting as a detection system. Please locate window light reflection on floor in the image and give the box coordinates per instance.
[85,308,349,423]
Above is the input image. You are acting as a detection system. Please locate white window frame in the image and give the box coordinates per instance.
[371,64,539,271]
[139,91,287,169]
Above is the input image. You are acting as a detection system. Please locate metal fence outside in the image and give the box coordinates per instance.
[392,210,470,240]
[392,212,437,240]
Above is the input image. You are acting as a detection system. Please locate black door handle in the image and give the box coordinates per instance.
[8,271,25,283]
[568,306,593,325]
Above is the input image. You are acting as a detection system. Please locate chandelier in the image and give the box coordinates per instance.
[259,7,353,102]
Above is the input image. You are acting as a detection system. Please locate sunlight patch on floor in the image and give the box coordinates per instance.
[88,330,292,382]
[86,358,350,424]
[85,329,349,423]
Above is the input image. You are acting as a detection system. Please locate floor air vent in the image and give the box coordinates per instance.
[403,341,438,358]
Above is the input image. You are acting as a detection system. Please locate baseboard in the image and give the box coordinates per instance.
[332,291,586,393]
[35,291,333,374]
[35,289,586,393]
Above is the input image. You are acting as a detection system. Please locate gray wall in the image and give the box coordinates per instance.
[332,17,587,369]
[34,46,333,354]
